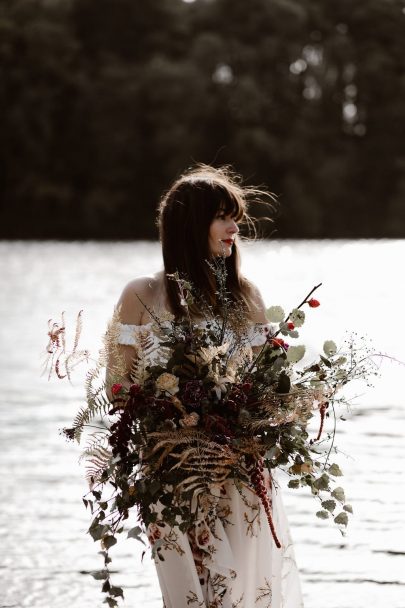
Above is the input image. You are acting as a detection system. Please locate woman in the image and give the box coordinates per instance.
[112,165,303,607]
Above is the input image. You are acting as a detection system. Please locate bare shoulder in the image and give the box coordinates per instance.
[243,278,268,324]
[116,272,162,325]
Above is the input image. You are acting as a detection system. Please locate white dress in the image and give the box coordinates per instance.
[117,320,304,608]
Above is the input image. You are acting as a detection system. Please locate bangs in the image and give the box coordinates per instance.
[217,187,245,222]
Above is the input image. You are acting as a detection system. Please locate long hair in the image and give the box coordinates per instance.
[157,164,274,319]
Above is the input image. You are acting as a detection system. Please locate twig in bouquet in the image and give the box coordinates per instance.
[246,282,323,375]
[321,399,337,472]
[166,272,196,347]
[134,293,167,329]
[206,253,232,345]
[286,283,323,319]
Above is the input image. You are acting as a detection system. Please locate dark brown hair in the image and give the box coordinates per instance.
[157,164,274,319]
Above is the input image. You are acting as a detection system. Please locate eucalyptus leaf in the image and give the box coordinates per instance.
[290,308,305,327]
[335,356,347,366]
[110,586,124,598]
[286,345,306,363]
[328,463,343,477]
[334,511,349,526]
[313,473,330,491]
[266,306,285,322]
[321,499,337,513]
[343,504,353,513]
[335,369,348,380]
[101,580,111,593]
[127,526,143,540]
[320,355,332,368]
[288,479,300,489]
[102,535,117,550]
[316,510,330,519]
[323,340,337,357]
[331,487,346,503]
[91,569,109,580]
[89,523,109,542]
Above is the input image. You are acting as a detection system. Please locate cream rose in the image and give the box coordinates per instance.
[155,372,179,395]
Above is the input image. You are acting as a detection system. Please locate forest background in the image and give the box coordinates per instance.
[1,0,405,240]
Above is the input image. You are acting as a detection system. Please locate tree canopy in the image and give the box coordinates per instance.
[1,0,405,239]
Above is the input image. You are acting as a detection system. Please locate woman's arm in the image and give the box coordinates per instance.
[246,281,269,324]
[105,276,155,397]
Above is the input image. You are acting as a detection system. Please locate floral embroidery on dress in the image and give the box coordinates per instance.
[256,578,272,607]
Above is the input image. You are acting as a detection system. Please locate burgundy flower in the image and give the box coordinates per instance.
[242,381,253,393]
[130,383,141,396]
[203,414,233,438]
[181,380,207,408]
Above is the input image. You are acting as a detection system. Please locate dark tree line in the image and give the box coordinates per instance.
[1,0,405,239]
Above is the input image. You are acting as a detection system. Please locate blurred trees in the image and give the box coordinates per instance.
[1,0,404,239]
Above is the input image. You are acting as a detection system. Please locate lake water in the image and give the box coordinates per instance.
[0,240,404,608]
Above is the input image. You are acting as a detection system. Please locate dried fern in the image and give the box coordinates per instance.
[80,431,112,484]
[43,311,89,381]
[70,366,110,442]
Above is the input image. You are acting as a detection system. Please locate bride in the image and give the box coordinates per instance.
[110,164,303,607]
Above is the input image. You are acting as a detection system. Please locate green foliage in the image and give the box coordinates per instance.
[323,341,338,357]
[316,510,330,520]
[334,511,349,527]
[266,306,285,322]
[286,345,306,363]
[331,486,346,503]
[1,0,405,238]
[328,463,343,477]
[290,310,306,328]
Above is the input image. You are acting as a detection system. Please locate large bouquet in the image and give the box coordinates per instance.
[46,260,376,606]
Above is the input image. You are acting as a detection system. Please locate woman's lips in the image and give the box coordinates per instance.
[221,239,234,245]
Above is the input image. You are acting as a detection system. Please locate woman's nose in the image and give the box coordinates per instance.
[228,219,239,234]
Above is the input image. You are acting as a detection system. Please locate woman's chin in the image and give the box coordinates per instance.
[212,249,232,258]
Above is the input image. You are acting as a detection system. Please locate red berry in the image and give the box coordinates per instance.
[287,321,295,330]
[308,298,320,308]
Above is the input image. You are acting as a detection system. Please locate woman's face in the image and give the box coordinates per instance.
[208,209,240,257]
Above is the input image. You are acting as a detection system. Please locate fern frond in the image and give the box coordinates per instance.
[101,307,128,378]
[72,310,83,353]
[80,431,112,484]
